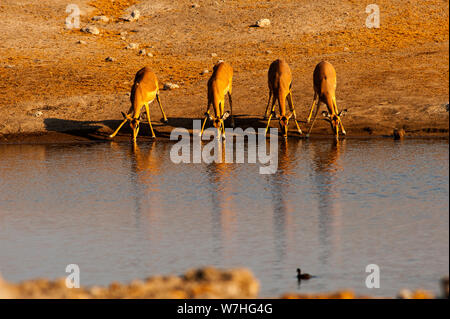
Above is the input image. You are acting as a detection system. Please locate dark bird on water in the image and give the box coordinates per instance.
[296,268,312,280]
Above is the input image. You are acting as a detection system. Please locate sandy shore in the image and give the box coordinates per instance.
[0,0,448,144]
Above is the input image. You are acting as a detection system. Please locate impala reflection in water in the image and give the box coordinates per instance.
[0,138,448,297]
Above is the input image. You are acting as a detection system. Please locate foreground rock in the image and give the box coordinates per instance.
[0,267,259,299]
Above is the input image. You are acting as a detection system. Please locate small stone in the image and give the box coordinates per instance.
[126,43,139,50]
[138,49,146,55]
[397,289,413,299]
[92,15,109,23]
[191,3,200,8]
[4,64,14,68]
[121,9,140,22]
[256,18,271,28]
[265,50,272,54]
[80,26,100,35]
[147,52,154,57]
[211,53,217,57]
[201,69,209,75]
[120,36,126,40]
[163,83,180,90]
[105,56,115,62]
[120,31,128,36]
[34,111,43,117]
[77,40,87,45]
[344,47,349,52]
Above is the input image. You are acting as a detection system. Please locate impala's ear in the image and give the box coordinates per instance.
[339,109,348,117]
[222,111,230,120]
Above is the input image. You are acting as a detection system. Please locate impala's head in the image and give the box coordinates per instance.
[122,112,140,142]
[208,111,230,135]
[322,109,347,136]
[279,112,293,137]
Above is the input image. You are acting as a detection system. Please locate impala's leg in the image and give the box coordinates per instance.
[263,90,273,119]
[306,92,318,123]
[332,96,346,135]
[264,96,277,136]
[109,118,128,138]
[287,92,303,135]
[306,101,321,137]
[145,103,156,138]
[156,93,168,124]
[200,102,211,137]
[227,92,234,128]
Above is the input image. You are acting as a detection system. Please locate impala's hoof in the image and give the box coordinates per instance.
[109,134,114,138]
[161,118,169,124]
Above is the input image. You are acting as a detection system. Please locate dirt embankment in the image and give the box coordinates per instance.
[0,0,448,144]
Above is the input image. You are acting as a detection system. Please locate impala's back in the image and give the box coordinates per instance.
[208,62,233,128]
[313,61,336,115]
[131,67,159,117]
[268,59,292,134]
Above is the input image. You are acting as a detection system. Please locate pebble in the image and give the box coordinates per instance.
[105,56,115,62]
[265,50,272,54]
[211,53,217,57]
[163,83,180,90]
[126,43,139,50]
[256,18,271,28]
[121,9,140,22]
[147,52,154,57]
[80,26,100,35]
[34,111,43,117]
[138,49,146,55]
[77,40,87,45]
[191,3,200,8]
[201,69,209,75]
[92,16,109,23]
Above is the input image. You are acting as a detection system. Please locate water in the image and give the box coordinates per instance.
[0,138,448,297]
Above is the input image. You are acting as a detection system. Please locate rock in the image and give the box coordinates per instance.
[441,277,449,298]
[4,64,14,68]
[138,49,146,56]
[211,53,217,57]
[163,83,180,90]
[393,128,405,140]
[126,43,139,50]
[120,31,128,36]
[120,36,126,40]
[105,56,115,62]
[121,9,140,22]
[77,40,87,45]
[33,111,43,118]
[92,15,109,23]
[201,69,209,75]
[191,3,200,8]
[147,52,154,57]
[256,18,271,28]
[265,50,272,54]
[80,26,100,35]
[344,47,350,52]
[397,289,413,299]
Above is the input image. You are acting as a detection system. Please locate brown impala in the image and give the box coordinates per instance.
[109,67,168,143]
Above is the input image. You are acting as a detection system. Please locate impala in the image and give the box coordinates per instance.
[109,67,168,142]
[200,61,234,139]
[306,61,346,138]
[263,59,303,137]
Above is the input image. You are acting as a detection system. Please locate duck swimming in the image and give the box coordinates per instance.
[296,268,312,280]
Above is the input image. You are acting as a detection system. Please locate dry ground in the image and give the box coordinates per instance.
[0,0,448,142]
